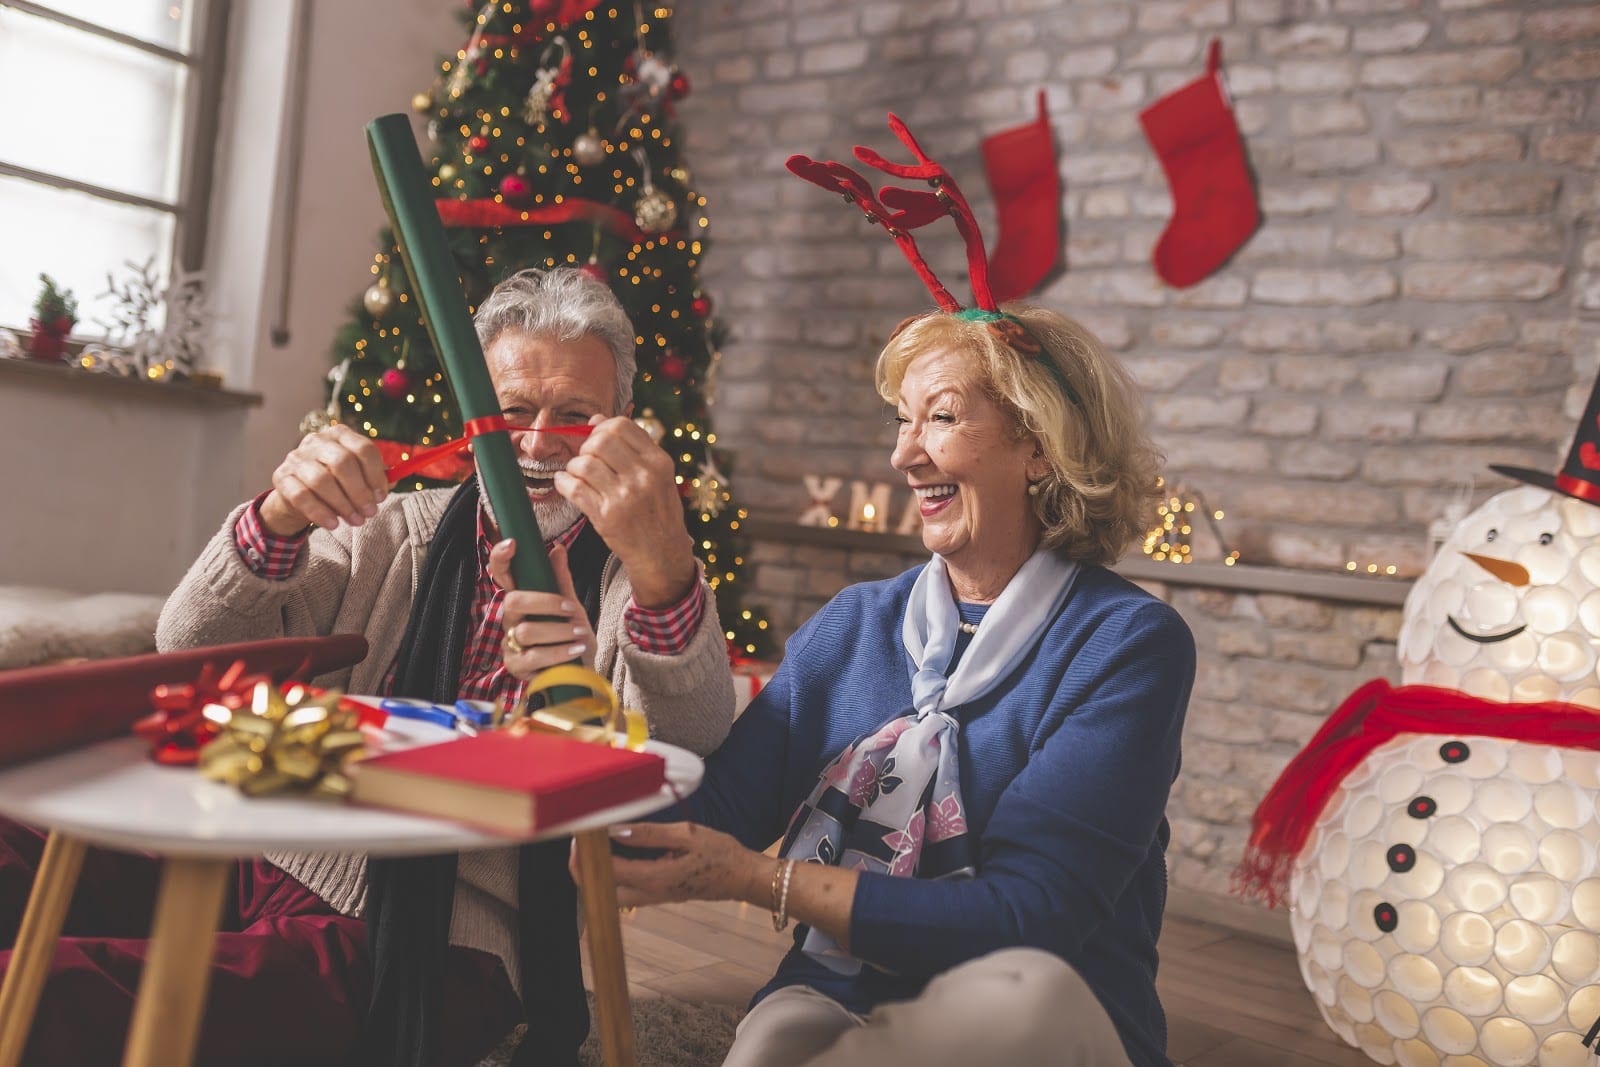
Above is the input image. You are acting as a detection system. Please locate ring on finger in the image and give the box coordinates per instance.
[503,629,526,656]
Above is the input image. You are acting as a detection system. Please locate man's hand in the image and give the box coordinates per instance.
[555,414,697,609]
[260,424,389,536]
[491,540,597,675]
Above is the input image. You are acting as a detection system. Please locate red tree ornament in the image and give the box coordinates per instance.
[669,72,691,99]
[658,352,687,382]
[380,368,412,399]
[529,0,559,16]
[499,174,531,202]
[690,293,713,318]
[468,133,490,153]
[579,260,609,284]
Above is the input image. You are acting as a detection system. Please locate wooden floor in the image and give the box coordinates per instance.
[589,903,1373,1067]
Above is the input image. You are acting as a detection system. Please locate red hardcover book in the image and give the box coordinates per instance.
[350,730,666,836]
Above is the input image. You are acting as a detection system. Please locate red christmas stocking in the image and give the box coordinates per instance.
[981,91,1060,304]
[1139,40,1259,288]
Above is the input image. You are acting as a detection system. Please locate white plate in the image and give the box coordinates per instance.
[0,734,702,859]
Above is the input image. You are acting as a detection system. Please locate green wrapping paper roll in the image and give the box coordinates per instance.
[365,113,555,595]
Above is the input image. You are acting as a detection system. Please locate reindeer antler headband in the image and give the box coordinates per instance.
[786,113,1079,408]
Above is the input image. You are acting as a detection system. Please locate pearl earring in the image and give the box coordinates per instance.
[1027,482,1041,497]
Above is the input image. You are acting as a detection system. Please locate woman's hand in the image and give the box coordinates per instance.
[575,821,766,907]
[489,540,596,675]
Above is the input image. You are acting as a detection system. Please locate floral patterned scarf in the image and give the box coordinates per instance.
[778,548,1080,973]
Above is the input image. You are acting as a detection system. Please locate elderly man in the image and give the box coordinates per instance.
[0,268,732,1067]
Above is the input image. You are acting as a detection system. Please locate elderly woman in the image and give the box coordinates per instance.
[583,302,1195,1067]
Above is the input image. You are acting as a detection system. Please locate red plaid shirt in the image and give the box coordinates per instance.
[234,493,705,705]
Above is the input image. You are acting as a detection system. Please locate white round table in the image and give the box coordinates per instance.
[0,734,702,1067]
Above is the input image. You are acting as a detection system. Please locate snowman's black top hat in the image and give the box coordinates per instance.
[1491,373,1600,506]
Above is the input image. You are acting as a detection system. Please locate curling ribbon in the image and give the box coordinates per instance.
[381,424,594,484]
[510,664,649,750]
[435,196,678,245]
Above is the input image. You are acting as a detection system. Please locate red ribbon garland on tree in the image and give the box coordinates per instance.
[435,196,679,245]
[475,0,605,46]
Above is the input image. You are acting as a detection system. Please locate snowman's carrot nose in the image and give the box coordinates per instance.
[1461,552,1530,587]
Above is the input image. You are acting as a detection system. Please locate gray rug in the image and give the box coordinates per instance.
[478,995,743,1066]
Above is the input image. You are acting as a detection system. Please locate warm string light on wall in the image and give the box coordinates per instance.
[1346,560,1402,577]
[1142,479,1240,567]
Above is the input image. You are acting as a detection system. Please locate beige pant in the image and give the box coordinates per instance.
[721,948,1137,1067]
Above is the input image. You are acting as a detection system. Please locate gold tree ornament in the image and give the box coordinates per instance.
[690,459,726,517]
[363,278,395,319]
[633,411,665,444]
[411,91,434,113]
[573,128,607,167]
[300,359,351,435]
[632,147,678,234]
[522,37,570,126]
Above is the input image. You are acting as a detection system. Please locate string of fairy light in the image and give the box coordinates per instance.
[1143,480,1240,567]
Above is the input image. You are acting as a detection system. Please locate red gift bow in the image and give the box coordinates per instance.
[132,659,270,765]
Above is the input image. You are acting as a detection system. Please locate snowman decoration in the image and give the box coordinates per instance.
[1240,380,1600,1067]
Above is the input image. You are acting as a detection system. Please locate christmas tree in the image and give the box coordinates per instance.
[316,0,772,657]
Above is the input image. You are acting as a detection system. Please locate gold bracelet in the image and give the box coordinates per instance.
[770,856,788,931]
[775,858,796,932]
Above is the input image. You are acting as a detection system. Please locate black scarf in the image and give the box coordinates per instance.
[357,479,610,1067]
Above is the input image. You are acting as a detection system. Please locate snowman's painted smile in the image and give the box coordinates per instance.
[1447,616,1528,643]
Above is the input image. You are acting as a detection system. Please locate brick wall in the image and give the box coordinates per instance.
[673,1,1598,922]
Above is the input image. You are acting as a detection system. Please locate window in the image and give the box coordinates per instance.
[0,0,227,330]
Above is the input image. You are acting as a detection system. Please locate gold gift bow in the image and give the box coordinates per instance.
[197,681,365,798]
[507,665,649,751]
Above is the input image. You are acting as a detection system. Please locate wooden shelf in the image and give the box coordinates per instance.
[741,518,1412,608]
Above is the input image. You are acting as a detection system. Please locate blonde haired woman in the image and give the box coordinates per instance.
[573,303,1195,1067]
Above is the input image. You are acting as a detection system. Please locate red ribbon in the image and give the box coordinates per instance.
[435,197,677,244]
[381,425,595,484]
[463,414,509,437]
[1234,679,1600,908]
[133,660,269,765]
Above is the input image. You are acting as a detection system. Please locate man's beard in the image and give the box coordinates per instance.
[477,464,584,541]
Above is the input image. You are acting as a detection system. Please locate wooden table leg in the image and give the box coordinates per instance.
[574,829,635,1067]
[121,857,231,1067]
[0,831,87,1067]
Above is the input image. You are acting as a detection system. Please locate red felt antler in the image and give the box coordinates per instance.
[787,114,998,312]
[785,152,960,311]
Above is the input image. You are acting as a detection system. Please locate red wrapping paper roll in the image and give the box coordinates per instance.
[0,634,368,770]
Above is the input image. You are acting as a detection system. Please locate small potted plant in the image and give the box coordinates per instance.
[27,274,77,361]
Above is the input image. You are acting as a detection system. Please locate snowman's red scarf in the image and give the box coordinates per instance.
[1234,679,1600,908]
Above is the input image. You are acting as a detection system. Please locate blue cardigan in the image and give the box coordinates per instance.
[685,561,1195,1067]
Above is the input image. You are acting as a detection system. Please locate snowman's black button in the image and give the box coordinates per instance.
[1374,902,1398,933]
[1387,844,1416,872]
[1440,741,1470,764]
[1408,796,1437,819]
